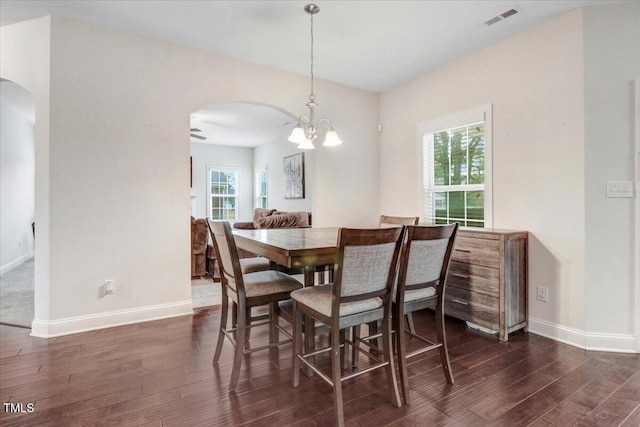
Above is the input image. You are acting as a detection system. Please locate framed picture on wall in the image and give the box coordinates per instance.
[283,153,305,199]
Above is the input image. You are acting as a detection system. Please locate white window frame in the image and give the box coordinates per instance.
[207,165,240,221]
[417,104,493,228]
[255,165,268,210]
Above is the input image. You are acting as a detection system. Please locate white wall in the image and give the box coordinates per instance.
[0,97,35,273]
[380,11,587,337]
[583,2,640,349]
[1,16,379,336]
[190,142,254,221]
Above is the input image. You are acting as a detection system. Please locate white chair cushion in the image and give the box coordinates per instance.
[291,284,383,317]
[243,270,302,298]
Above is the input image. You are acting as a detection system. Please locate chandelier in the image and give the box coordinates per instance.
[288,4,342,150]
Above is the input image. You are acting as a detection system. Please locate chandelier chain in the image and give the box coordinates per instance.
[309,11,315,102]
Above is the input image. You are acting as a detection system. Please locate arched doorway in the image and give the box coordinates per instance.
[0,79,36,328]
[188,101,301,308]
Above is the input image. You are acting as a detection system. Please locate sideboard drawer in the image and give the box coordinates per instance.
[444,286,499,331]
[451,236,500,268]
[448,261,499,297]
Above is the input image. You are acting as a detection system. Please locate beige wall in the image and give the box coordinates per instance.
[380,10,587,334]
[1,16,379,336]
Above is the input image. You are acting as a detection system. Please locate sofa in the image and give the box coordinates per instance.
[191,217,208,278]
[232,208,312,230]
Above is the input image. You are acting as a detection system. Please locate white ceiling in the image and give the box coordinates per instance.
[0,0,616,147]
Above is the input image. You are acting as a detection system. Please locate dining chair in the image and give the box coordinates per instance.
[207,220,303,392]
[379,215,419,228]
[291,227,405,427]
[379,215,420,333]
[394,223,458,405]
[352,214,420,363]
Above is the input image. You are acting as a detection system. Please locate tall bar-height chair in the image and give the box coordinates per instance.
[207,220,302,392]
[394,223,458,405]
[352,215,421,365]
[379,215,419,228]
[291,227,405,427]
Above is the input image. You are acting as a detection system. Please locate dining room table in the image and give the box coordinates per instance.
[232,226,340,287]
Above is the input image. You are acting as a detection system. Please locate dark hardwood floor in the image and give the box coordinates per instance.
[1,307,639,426]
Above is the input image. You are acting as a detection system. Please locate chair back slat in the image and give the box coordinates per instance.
[333,227,405,308]
[207,220,243,294]
[379,215,419,228]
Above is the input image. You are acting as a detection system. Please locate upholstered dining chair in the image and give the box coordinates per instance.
[379,215,420,333]
[207,220,302,392]
[291,227,405,427]
[379,215,419,228]
[394,223,458,405]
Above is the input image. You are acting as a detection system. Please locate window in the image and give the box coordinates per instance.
[419,105,492,228]
[207,166,238,220]
[255,166,268,209]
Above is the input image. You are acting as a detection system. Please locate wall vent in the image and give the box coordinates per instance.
[485,7,520,26]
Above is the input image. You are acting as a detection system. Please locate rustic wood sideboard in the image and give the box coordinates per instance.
[444,228,528,341]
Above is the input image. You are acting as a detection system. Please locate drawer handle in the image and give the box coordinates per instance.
[452,298,469,306]
[455,249,471,253]
[451,273,469,279]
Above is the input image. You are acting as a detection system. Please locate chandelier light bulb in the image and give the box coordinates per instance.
[323,129,343,147]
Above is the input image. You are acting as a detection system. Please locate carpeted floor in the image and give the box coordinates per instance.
[0,258,34,328]
[0,259,221,328]
[191,277,222,308]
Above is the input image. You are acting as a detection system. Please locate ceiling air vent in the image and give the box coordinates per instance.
[485,7,520,26]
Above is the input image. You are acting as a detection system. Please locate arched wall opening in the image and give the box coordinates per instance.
[0,79,36,328]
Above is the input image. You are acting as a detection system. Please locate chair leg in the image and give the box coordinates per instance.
[213,289,229,363]
[436,301,454,384]
[351,325,361,368]
[406,312,416,335]
[331,326,345,427]
[292,302,303,388]
[383,309,402,408]
[395,307,411,405]
[269,302,277,344]
[229,300,247,392]
[339,329,348,370]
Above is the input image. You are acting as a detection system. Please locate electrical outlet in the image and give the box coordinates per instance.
[104,279,115,295]
[537,286,548,303]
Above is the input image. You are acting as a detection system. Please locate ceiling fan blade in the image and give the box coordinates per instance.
[190,133,206,140]
[190,128,201,132]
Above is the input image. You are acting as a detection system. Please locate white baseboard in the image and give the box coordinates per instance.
[528,316,637,353]
[0,252,34,276]
[30,300,194,338]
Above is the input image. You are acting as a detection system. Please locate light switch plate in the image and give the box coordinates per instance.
[606,181,633,198]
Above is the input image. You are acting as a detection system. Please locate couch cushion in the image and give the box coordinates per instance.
[252,208,277,228]
[257,212,309,229]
